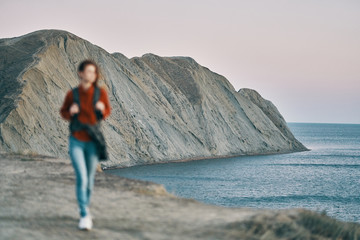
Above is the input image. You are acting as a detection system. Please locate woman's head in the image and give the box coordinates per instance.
[77,59,101,86]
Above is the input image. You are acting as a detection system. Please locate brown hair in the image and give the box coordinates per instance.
[77,59,102,86]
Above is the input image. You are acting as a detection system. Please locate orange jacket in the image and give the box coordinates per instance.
[60,84,111,142]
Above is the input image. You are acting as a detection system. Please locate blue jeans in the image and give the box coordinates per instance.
[68,135,99,217]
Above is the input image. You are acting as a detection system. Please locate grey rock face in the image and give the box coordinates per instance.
[0,29,309,168]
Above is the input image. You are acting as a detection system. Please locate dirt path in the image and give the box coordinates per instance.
[1,153,359,240]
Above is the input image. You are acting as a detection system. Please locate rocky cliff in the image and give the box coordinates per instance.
[0,29,309,168]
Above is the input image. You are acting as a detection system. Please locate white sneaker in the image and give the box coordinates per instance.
[78,214,93,230]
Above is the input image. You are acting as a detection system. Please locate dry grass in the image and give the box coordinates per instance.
[297,210,360,240]
[204,209,360,240]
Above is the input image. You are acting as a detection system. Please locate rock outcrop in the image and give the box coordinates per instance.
[0,29,309,168]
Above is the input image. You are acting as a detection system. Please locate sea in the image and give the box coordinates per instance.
[106,123,360,223]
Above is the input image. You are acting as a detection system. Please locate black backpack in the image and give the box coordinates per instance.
[72,85,103,121]
[69,85,109,161]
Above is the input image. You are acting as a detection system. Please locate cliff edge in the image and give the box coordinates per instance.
[1,153,358,240]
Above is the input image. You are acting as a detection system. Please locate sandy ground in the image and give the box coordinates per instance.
[1,152,359,240]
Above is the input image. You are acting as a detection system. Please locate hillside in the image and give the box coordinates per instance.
[0,29,309,168]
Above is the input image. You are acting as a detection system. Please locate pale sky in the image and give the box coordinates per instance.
[1,0,359,124]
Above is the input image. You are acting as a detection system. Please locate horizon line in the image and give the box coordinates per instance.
[287,121,360,125]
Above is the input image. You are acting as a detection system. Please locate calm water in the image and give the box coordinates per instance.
[106,123,360,223]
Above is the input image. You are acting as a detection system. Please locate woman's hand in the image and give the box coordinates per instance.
[69,103,80,116]
[95,101,105,113]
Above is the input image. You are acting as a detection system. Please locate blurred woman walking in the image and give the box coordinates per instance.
[60,59,111,230]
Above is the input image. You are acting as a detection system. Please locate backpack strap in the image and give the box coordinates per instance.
[93,85,103,121]
[71,86,80,120]
[93,85,100,106]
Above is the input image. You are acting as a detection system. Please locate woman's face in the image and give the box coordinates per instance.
[78,64,97,84]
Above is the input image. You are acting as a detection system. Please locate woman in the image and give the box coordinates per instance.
[59,59,111,230]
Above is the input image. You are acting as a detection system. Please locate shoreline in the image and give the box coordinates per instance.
[102,147,311,170]
[1,152,360,239]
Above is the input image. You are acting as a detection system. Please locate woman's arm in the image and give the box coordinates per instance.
[60,90,73,121]
[99,87,111,120]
